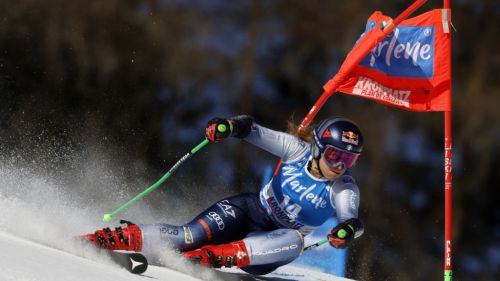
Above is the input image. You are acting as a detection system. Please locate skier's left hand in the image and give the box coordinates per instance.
[327,219,357,249]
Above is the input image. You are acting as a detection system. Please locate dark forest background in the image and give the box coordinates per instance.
[0,0,498,280]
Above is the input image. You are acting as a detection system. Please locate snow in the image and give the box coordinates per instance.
[0,229,354,281]
[0,161,355,281]
[0,230,201,281]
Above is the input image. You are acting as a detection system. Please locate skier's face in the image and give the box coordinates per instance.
[318,157,346,181]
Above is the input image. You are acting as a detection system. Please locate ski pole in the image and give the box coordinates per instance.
[102,124,229,222]
[304,239,328,251]
[304,228,350,251]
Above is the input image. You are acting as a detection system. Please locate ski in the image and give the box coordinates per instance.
[107,251,148,274]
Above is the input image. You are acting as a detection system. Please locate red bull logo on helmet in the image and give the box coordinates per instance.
[342,131,359,145]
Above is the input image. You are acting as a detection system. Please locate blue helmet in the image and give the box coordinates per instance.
[311,117,364,160]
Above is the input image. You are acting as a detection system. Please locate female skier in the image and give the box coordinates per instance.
[80,115,365,275]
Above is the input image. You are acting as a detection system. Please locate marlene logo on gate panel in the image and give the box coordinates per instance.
[359,24,435,78]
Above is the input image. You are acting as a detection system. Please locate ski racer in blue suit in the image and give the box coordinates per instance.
[80,115,365,275]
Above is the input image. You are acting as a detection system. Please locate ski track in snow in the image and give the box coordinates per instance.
[0,160,354,281]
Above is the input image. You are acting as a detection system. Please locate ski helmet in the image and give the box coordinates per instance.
[311,117,363,168]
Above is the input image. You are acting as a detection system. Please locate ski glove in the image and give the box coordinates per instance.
[205,115,255,142]
[328,218,364,249]
[205,118,233,143]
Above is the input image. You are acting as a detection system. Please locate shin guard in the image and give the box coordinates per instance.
[243,229,304,266]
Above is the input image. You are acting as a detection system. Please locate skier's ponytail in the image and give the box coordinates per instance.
[287,114,314,143]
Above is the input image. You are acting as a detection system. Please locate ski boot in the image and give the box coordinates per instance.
[78,220,143,252]
[183,240,250,268]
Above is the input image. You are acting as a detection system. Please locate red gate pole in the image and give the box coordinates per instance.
[443,1,453,281]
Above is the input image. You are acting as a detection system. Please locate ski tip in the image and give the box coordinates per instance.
[129,253,148,275]
[108,252,148,275]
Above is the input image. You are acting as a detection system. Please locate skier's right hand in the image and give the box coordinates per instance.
[327,218,363,249]
[206,117,232,143]
[328,221,355,249]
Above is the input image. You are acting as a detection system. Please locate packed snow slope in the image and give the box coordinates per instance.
[0,230,201,281]
[0,156,355,281]
[0,230,355,281]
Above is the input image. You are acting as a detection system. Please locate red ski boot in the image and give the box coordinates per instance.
[183,240,250,268]
[78,220,143,252]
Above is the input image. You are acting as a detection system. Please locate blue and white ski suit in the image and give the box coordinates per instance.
[139,122,361,274]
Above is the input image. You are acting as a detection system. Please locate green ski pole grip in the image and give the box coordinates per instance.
[337,229,348,239]
[217,124,227,132]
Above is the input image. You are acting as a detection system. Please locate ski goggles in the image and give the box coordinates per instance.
[322,145,360,169]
